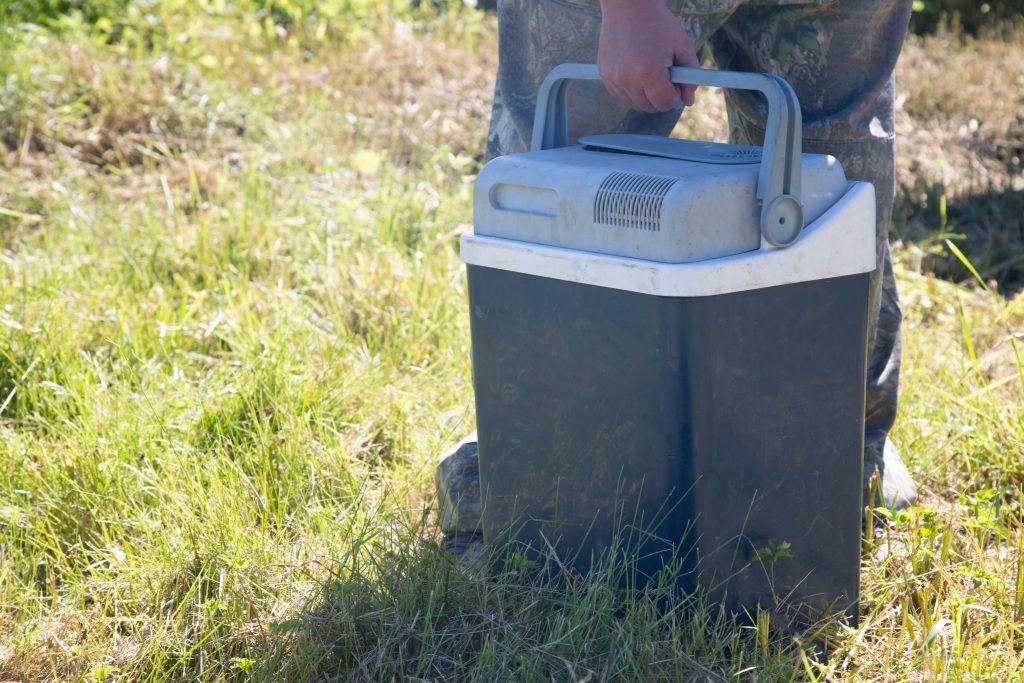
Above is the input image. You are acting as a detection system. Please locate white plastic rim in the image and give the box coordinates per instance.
[461,182,876,298]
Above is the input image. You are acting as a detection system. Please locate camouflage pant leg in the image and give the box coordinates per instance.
[708,0,914,496]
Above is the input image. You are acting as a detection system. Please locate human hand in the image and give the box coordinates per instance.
[598,0,699,113]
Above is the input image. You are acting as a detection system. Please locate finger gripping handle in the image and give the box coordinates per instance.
[530,64,804,247]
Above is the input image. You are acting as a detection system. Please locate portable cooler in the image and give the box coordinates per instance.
[461,65,876,623]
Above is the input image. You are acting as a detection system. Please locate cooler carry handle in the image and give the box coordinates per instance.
[531,63,804,248]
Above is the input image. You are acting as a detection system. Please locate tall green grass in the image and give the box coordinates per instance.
[1,5,1024,681]
[1,0,469,47]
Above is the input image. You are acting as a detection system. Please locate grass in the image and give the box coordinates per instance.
[1,5,1024,681]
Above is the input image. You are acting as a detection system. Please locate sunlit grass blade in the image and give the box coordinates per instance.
[946,238,990,292]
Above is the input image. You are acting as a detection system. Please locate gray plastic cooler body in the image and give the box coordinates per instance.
[461,65,877,624]
[465,265,868,623]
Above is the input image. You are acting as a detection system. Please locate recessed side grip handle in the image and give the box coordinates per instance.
[530,63,804,247]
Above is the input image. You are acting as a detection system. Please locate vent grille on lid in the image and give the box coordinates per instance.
[594,171,678,231]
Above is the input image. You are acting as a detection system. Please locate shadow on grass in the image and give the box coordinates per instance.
[896,186,1024,292]
[256,526,853,682]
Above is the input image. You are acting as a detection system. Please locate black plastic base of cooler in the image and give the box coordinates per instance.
[467,264,870,625]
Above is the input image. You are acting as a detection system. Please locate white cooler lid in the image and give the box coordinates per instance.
[461,180,876,297]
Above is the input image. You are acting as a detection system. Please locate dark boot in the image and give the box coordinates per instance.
[435,433,484,559]
[865,438,918,511]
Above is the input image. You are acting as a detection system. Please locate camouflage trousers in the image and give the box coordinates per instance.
[470,0,915,508]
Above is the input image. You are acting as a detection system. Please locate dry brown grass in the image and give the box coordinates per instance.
[894,27,1024,288]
